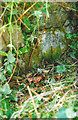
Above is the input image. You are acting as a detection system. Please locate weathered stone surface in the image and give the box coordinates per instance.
[40,30,66,63]
[0,25,24,51]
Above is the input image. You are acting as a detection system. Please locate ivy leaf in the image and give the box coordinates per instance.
[7,64,13,73]
[8,51,15,63]
[0,72,6,81]
[1,83,11,95]
[19,46,29,54]
[57,65,66,73]
[0,51,7,56]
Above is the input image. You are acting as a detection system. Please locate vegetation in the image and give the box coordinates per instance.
[0,1,78,119]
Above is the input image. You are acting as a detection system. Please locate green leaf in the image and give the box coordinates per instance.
[2,99,7,115]
[12,90,18,94]
[56,107,67,118]
[0,51,7,56]
[57,65,66,73]
[0,73,6,81]
[9,94,18,102]
[14,97,18,102]
[2,98,11,118]
[12,10,18,15]
[8,51,15,63]
[7,64,13,73]
[66,34,72,39]
[69,52,76,58]
[1,83,11,95]
[19,46,29,54]
[23,15,30,27]
[66,107,76,118]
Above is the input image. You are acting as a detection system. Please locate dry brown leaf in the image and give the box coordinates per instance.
[26,73,33,78]
[27,76,43,84]
[27,78,33,84]
[33,76,43,83]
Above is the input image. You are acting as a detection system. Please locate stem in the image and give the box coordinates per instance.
[9,2,13,52]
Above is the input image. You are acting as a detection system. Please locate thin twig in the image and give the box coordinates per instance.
[16,14,30,30]
[27,86,40,118]
[17,1,39,21]
[29,29,45,70]
[10,83,74,118]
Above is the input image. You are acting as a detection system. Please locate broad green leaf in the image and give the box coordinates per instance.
[1,83,11,95]
[7,44,21,58]
[4,61,9,66]
[12,10,18,15]
[0,73,6,81]
[7,64,13,73]
[56,107,67,118]
[57,65,66,73]
[66,107,76,118]
[0,51,7,56]
[19,46,29,54]
[8,51,15,63]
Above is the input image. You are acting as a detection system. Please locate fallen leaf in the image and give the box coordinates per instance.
[27,78,33,84]
[33,76,43,83]
[27,73,33,78]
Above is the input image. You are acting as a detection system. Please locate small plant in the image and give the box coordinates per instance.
[0,51,16,81]
[66,33,78,59]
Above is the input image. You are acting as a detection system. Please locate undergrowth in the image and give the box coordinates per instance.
[0,1,78,119]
